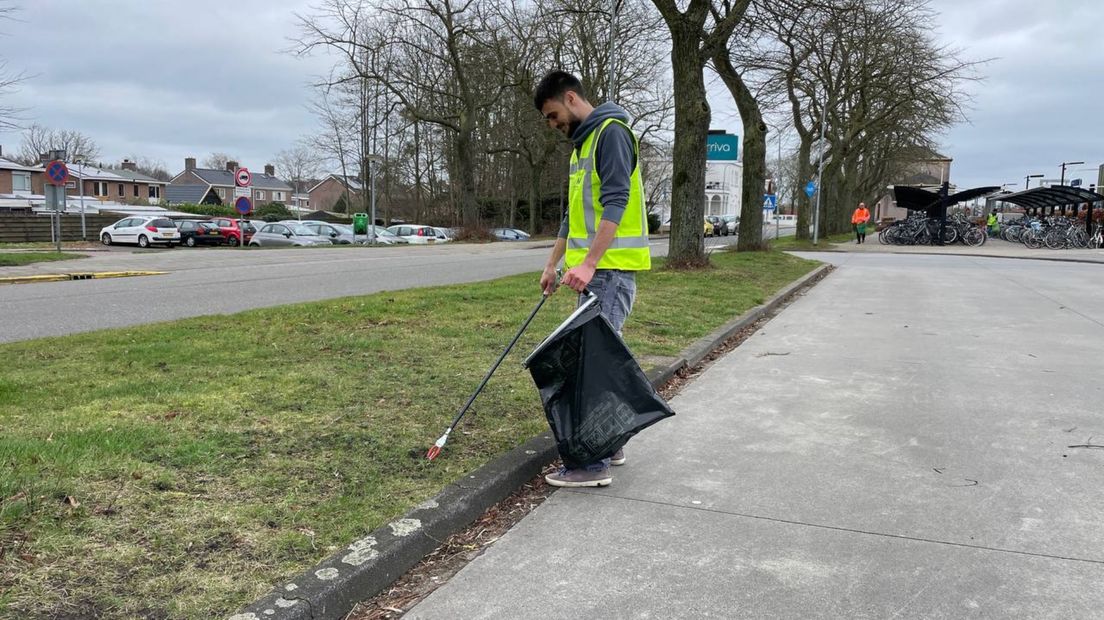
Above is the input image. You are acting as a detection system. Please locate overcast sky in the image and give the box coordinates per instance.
[2,0,1101,189]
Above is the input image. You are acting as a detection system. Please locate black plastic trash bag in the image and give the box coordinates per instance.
[525,297,674,469]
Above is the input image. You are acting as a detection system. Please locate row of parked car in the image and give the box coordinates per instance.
[705,215,739,237]
[97,216,472,248]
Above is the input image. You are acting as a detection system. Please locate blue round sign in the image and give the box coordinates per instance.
[805,181,817,197]
[235,196,252,215]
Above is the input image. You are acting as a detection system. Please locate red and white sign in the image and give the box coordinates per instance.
[235,168,252,188]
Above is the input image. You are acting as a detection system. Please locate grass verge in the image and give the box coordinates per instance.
[0,250,817,619]
[770,232,854,251]
[0,252,86,267]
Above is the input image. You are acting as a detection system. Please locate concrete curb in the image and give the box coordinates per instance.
[0,270,166,285]
[230,263,834,620]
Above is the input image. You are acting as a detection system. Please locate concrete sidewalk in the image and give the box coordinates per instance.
[407,253,1104,618]
[828,236,1104,264]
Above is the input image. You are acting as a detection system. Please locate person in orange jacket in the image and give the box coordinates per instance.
[851,202,871,244]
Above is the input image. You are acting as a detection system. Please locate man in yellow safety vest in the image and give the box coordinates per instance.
[534,70,652,488]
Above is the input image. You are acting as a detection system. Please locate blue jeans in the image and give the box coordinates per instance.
[578,269,636,336]
[577,269,637,471]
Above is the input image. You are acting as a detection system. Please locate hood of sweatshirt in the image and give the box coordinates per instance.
[571,102,630,150]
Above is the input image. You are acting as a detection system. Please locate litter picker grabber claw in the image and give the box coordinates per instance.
[426,289,563,460]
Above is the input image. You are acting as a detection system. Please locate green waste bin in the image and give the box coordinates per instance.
[353,213,368,235]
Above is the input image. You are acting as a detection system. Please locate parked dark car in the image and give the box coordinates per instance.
[707,215,732,236]
[177,220,224,247]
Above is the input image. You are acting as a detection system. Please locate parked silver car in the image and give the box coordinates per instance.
[303,222,356,244]
[248,223,332,247]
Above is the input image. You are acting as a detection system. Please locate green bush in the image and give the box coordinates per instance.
[254,202,293,222]
[647,211,661,234]
[172,203,235,217]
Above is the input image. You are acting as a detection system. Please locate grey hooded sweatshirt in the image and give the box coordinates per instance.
[558,102,637,239]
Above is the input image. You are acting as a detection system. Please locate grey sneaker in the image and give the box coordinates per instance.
[545,466,612,488]
[610,448,626,466]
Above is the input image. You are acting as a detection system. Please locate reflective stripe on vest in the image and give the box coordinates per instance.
[565,118,651,271]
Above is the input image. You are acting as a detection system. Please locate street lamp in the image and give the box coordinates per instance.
[1060,161,1084,186]
[1024,173,1043,189]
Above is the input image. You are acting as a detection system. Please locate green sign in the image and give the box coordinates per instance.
[706,134,739,161]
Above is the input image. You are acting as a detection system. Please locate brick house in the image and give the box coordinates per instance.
[0,155,44,196]
[307,174,364,213]
[68,160,167,205]
[166,158,293,206]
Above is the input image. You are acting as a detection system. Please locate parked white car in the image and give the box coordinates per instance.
[100,216,179,248]
[386,224,439,244]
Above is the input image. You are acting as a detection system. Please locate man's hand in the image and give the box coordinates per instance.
[561,263,596,293]
[540,266,559,296]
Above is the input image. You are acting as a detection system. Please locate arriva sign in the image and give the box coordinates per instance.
[706,133,740,161]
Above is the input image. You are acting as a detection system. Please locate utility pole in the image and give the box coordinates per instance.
[1060,161,1084,186]
[606,0,620,99]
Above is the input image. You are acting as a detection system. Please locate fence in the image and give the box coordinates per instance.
[0,214,123,243]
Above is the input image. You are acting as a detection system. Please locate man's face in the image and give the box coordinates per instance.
[541,94,581,138]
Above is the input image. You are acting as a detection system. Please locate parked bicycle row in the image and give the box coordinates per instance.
[878,213,987,247]
[999,215,1103,250]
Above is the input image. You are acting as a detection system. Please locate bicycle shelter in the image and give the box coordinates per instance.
[893,184,999,245]
[991,185,1103,234]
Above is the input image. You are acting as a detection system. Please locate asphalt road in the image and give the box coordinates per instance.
[408,252,1104,618]
[0,231,797,344]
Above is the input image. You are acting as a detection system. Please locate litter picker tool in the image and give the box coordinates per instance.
[425,285,566,460]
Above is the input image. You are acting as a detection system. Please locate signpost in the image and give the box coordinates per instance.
[805,181,817,198]
[235,196,252,215]
[235,169,252,249]
[45,159,69,252]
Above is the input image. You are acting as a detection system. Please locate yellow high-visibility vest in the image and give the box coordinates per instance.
[565,118,651,271]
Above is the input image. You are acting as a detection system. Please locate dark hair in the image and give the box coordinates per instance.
[533,70,586,111]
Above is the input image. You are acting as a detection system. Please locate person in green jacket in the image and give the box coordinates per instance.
[987,211,999,237]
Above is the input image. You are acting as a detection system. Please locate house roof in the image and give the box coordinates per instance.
[0,157,42,172]
[111,168,166,185]
[308,174,364,194]
[190,167,293,190]
[165,185,211,205]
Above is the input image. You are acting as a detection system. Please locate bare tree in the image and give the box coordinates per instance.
[0,3,28,132]
[120,155,171,181]
[200,152,240,169]
[274,143,323,196]
[650,0,752,268]
[17,124,100,164]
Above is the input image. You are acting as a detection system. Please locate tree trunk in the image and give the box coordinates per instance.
[795,139,812,240]
[666,25,710,268]
[456,116,480,229]
[713,52,766,252]
[528,163,541,235]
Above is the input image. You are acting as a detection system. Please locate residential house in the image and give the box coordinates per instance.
[0,154,43,196]
[307,174,364,213]
[166,158,293,207]
[873,148,954,221]
[68,160,167,205]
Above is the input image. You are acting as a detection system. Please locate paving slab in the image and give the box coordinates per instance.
[407,253,1104,618]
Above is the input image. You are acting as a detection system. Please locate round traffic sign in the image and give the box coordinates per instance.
[235,196,252,215]
[45,160,70,186]
[236,168,252,188]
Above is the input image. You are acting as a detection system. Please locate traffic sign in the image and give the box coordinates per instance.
[804,181,817,197]
[234,187,250,199]
[1070,178,1082,187]
[235,196,252,215]
[763,194,777,211]
[235,168,252,188]
[45,160,69,186]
